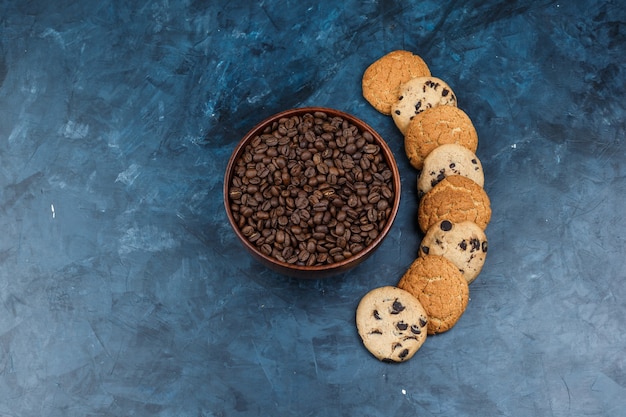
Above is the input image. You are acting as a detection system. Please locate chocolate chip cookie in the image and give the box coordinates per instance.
[417,143,484,198]
[356,286,429,362]
[419,219,488,284]
[391,76,457,135]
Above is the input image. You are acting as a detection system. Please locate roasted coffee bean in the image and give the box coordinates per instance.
[363,144,379,154]
[350,243,364,253]
[367,208,378,223]
[315,225,330,235]
[260,244,272,256]
[282,246,294,259]
[298,209,311,223]
[290,212,301,225]
[241,207,254,218]
[312,211,324,225]
[276,230,285,244]
[228,112,396,267]
[298,249,310,262]
[313,200,329,212]
[381,185,393,199]
[368,192,380,204]
[329,247,343,256]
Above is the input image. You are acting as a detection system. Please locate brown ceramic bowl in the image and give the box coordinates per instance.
[223,107,401,278]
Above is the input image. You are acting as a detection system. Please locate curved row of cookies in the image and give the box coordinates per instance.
[356,50,491,362]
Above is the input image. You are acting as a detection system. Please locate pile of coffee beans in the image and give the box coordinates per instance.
[228,111,396,267]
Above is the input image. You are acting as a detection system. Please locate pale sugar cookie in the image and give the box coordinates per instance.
[391,76,457,135]
[419,219,488,284]
[417,143,484,198]
[356,286,429,362]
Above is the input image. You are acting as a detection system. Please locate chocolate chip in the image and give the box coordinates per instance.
[373,310,381,320]
[390,300,405,314]
[449,162,455,169]
[470,238,481,252]
[472,158,478,164]
[431,169,445,187]
[419,317,427,327]
[395,110,401,115]
[410,325,421,335]
[398,348,410,359]
[421,245,430,254]
[440,220,452,231]
[442,88,449,97]
[369,329,382,335]
[415,101,422,112]
[459,240,467,251]
[396,321,408,331]
[482,241,488,252]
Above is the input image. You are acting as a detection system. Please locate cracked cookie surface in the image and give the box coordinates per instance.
[397,255,469,334]
[418,175,491,233]
[362,50,431,115]
[356,286,429,362]
[404,105,478,170]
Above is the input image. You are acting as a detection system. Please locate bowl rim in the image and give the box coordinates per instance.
[223,106,401,275]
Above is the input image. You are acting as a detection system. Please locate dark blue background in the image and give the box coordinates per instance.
[1,1,625,416]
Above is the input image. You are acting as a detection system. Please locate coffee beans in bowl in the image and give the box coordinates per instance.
[224,107,401,278]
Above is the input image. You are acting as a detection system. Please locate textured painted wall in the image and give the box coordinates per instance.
[1,0,625,416]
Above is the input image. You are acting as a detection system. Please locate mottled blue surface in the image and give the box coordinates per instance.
[1,0,625,416]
